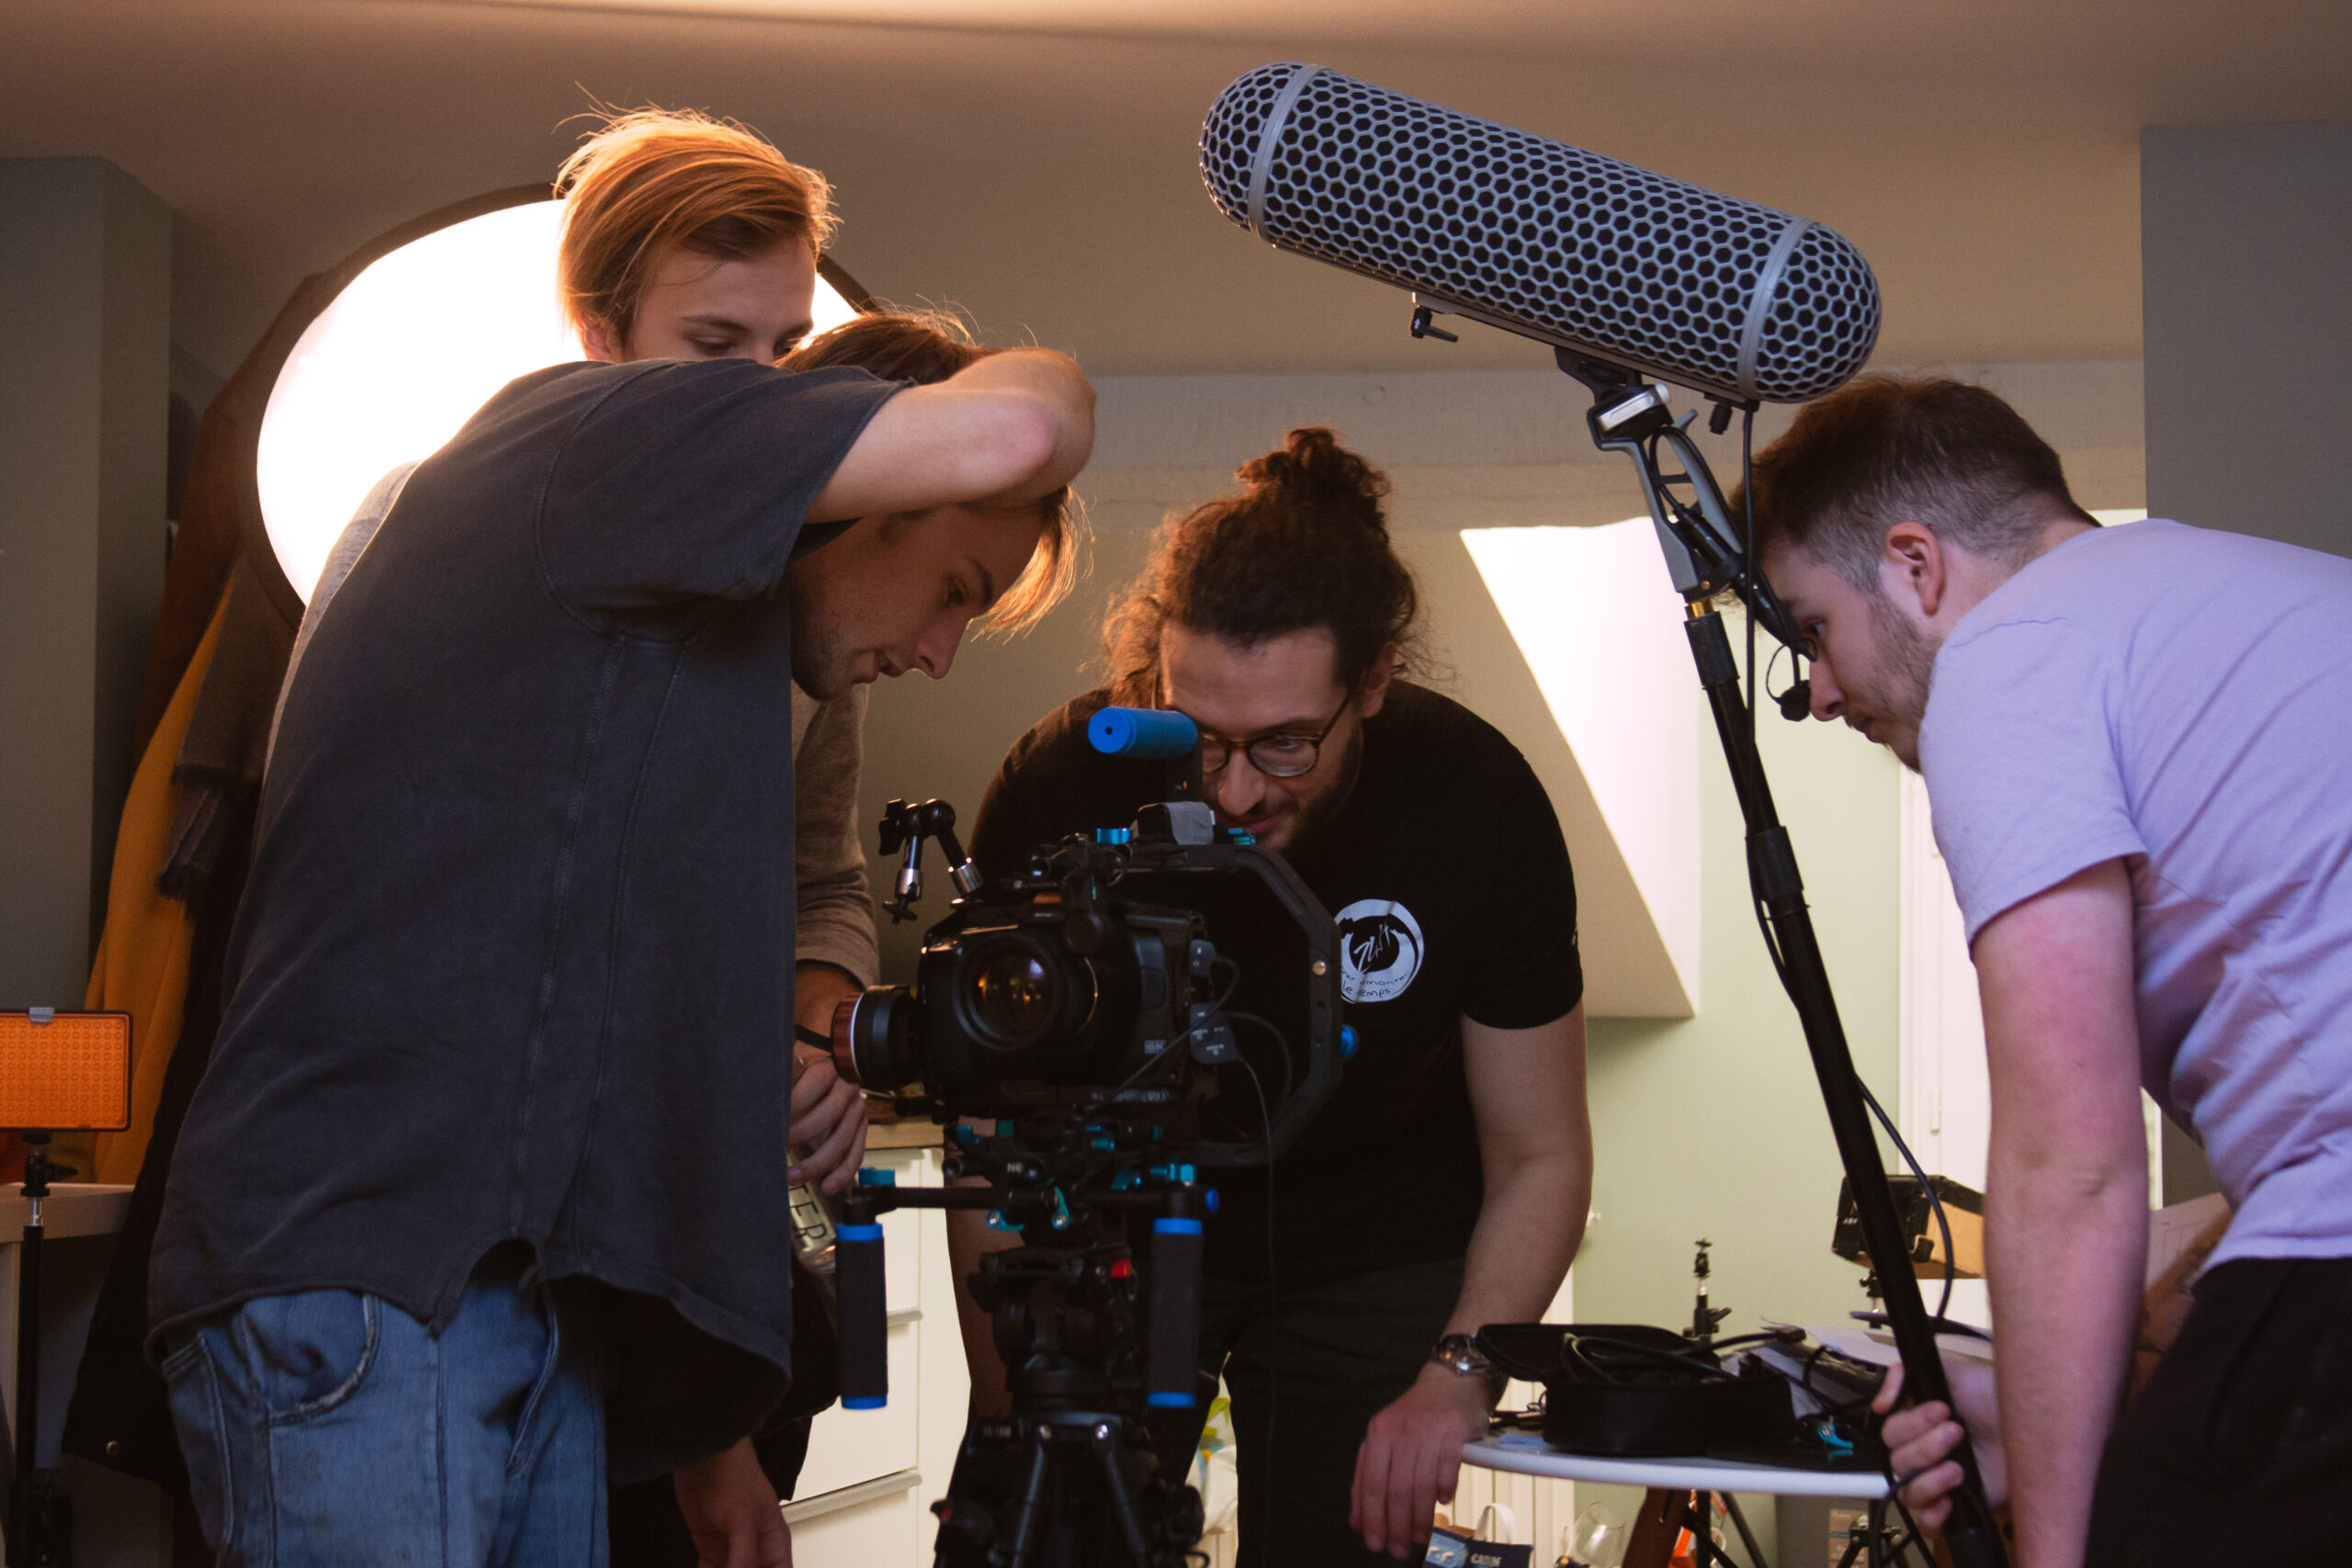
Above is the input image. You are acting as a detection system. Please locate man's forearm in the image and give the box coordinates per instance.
[1442,1154,1589,1338]
[1986,1154,2145,1567]
[1971,861,2146,1568]
[948,349,1096,509]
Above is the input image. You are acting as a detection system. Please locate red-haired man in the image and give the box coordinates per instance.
[151,111,1093,1568]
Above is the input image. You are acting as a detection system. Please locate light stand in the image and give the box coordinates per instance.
[1555,349,2008,1568]
[0,1006,133,1568]
[8,1137,69,1568]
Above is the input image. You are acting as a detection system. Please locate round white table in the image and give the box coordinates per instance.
[1462,1430,1888,1498]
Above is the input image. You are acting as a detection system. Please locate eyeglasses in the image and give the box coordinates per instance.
[1191,689,1356,780]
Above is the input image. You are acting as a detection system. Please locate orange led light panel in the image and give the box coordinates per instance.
[0,1011,131,1132]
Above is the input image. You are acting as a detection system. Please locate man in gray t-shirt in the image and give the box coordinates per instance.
[1747,376,2352,1568]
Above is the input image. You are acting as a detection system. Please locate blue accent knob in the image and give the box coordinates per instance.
[1340,1024,1360,1059]
[1088,706,1199,759]
[856,1167,896,1186]
[842,1395,888,1411]
[1091,826,1133,844]
[1204,1188,1221,1214]
[1147,1391,1197,1409]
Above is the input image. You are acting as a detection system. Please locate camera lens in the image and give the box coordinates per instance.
[969,949,1057,1046]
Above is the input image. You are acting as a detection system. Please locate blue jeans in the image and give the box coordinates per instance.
[161,1246,605,1567]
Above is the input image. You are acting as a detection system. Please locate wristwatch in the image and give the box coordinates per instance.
[1430,1333,1509,1397]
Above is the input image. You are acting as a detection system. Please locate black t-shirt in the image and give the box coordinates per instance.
[152,358,899,1481]
[971,682,1582,1291]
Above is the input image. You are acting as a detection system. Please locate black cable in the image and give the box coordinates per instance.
[1849,1309,1989,1344]
[1094,1027,1193,1105]
[1857,1083,1957,1325]
[1091,960,1254,1110]
[1741,405,1759,747]
[1794,1339,1878,1422]
[1225,1010,1295,1116]
[1885,1491,1933,1566]
[1235,1053,1280,1469]
[1746,550,1759,749]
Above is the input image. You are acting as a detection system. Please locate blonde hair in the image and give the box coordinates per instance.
[782,311,1086,635]
[556,106,835,348]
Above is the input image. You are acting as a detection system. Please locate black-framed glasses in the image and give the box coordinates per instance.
[1192,688,1355,780]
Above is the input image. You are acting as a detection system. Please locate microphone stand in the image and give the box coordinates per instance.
[1555,350,2009,1568]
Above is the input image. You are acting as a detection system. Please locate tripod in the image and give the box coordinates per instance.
[1555,350,2008,1568]
[835,1124,1209,1568]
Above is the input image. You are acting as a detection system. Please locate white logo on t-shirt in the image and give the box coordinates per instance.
[1334,898,1426,1005]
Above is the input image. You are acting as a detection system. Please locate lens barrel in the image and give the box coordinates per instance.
[833,986,919,1092]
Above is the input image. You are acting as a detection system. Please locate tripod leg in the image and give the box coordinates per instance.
[1722,1493,1769,1568]
[1623,1488,1689,1568]
[1002,1431,1055,1568]
[1087,1425,1153,1566]
[12,1220,42,1568]
[1833,1508,1869,1568]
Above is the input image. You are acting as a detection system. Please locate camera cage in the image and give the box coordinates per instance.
[838,799,1343,1169]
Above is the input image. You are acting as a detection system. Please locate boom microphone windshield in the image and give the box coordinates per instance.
[1201,63,1880,404]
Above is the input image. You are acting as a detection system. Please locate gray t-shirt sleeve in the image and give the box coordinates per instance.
[1918,615,2148,944]
[537,361,898,613]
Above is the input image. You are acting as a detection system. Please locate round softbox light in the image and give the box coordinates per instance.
[252,192,867,610]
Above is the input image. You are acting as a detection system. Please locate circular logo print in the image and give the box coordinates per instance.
[1333,897,1426,1005]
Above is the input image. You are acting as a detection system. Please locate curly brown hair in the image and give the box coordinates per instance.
[1103,427,1419,704]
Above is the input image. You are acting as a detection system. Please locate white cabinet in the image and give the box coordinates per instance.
[785,1135,970,1564]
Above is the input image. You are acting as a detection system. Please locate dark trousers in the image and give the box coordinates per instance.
[2086,1256,2352,1566]
[606,1262,835,1567]
[606,1422,811,1568]
[1151,1257,1464,1568]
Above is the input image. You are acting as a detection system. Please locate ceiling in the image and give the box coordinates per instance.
[7,0,2350,381]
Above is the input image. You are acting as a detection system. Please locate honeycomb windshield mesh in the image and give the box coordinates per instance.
[1202,63,1879,403]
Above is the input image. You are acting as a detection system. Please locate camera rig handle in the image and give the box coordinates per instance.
[878,797,983,923]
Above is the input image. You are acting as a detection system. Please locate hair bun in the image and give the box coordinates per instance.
[1237,426,1390,533]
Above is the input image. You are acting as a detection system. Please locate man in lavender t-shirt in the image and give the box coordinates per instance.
[1747,376,2352,1568]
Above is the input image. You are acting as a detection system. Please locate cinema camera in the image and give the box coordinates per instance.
[823,708,1344,1568]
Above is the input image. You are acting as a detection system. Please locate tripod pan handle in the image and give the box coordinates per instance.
[836,1222,888,1409]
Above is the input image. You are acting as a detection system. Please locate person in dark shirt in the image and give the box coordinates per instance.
[960,427,1591,1565]
[149,304,1095,1563]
